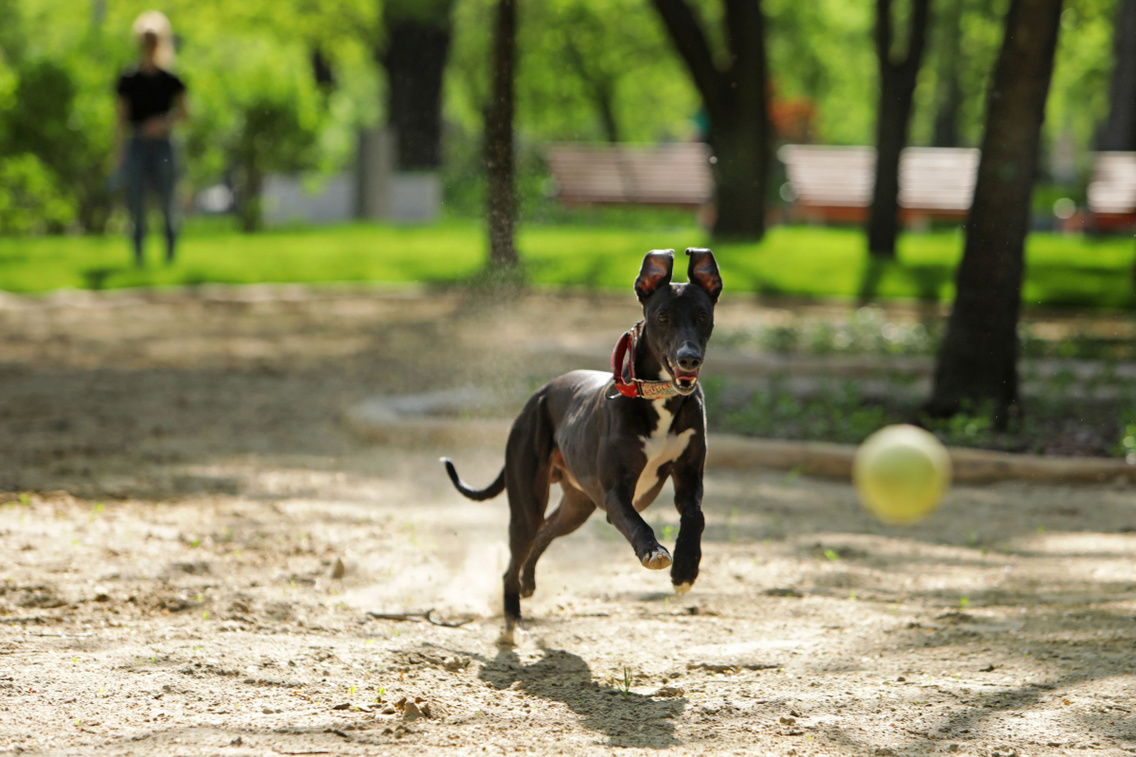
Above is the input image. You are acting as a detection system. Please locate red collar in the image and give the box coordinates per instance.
[608,320,679,400]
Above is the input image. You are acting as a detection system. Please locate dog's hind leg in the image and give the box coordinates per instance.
[521,487,595,598]
[500,395,555,643]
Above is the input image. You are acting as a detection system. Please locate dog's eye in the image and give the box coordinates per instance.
[656,311,670,324]
[697,310,710,324]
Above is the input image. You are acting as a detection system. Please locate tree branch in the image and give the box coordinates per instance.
[650,0,722,115]
[902,0,932,73]
[562,37,621,143]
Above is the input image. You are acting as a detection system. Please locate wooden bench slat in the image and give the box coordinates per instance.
[546,142,714,207]
[547,142,1134,228]
[1087,152,1136,219]
[778,145,978,221]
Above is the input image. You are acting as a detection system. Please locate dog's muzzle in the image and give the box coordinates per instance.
[665,358,700,395]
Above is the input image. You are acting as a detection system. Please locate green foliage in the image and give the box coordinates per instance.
[909,0,1005,147]
[720,309,1136,362]
[0,1,126,234]
[1116,418,1136,463]
[0,154,76,234]
[0,53,19,138]
[0,0,375,236]
[721,305,941,357]
[448,0,698,143]
[923,403,999,448]
[724,377,891,444]
[0,0,1126,241]
[1047,0,1118,152]
[764,0,876,145]
[717,369,1133,458]
[184,32,325,230]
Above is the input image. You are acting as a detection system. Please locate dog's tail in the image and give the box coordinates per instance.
[441,458,506,501]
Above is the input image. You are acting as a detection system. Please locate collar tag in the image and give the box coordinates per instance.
[637,380,679,400]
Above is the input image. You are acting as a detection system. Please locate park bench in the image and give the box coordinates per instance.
[545,142,713,209]
[777,144,979,225]
[1086,152,1136,231]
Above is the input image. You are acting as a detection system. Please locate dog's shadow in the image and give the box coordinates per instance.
[474,644,685,749]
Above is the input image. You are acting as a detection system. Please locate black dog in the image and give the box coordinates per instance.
[443,248,722,639]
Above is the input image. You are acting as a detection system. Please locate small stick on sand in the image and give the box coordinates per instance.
[366,609,473,628]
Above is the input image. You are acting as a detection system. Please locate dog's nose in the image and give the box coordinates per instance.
[676,351,702,372]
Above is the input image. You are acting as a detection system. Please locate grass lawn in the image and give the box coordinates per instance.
[0,220,1132,307]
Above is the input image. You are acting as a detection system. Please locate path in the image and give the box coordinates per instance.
[0,287,1133,756]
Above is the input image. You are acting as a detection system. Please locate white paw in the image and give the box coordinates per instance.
[674,581,693,596]
[497,626,517,647]
[641,546,672,571]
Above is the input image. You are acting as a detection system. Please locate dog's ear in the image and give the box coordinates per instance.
[685,248,722,303]
[635,249,675,302]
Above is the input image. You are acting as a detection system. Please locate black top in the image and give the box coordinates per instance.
[116,67,186,126]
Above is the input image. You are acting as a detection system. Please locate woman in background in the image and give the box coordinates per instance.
[113,11,188,267]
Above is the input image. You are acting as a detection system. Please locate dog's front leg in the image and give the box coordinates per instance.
[603,481,672,570]
[670,446,706,595]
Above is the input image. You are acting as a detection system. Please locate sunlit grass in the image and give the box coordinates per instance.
[0,220,1132,307]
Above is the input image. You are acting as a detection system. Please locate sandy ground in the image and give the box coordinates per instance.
[1,286,1135,756]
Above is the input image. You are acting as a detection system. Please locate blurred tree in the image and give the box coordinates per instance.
[486,0,518,267]
[184,33,324,232]
[540,0,640,143]
[866,0,931,259]
[0,1,120,234]
[1099,0,1136,150]
[0,154,76,235]
[448,0,695,143]
[2,59,84,231]
[763,1,876,145]
[930,0,961,147]
[650,0,770,239]
[926,0,1064,428]
[0,0,1119,239]
[378,0,454,170]
[443,0,699,219]
[311,48,335,90]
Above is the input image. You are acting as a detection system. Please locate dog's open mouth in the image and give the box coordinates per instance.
[665,359,700,395]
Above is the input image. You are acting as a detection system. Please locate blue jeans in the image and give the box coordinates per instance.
[125,136,178,265]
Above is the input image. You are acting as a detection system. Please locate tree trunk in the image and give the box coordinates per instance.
[595,89,621,145]
[1098,0,1136,151]
[77,190,112,235]
[710,110,769,237]
[925,0,1063,428]
[311,48,335,91]
[234,125,263,233]
[711,0,769,238]
[650,0,770,239]
[866,80,910,257]
[867,0,931,259]
[931,0,963,147]
[380,1,454,170]
[236,163,263,233]
[486,0,518,268]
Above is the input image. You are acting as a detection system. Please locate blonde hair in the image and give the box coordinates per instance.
[132,10,175,69]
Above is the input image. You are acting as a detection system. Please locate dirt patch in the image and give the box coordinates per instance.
[0,287,1134,755]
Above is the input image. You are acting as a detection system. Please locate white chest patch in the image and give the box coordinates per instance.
[633,401,695,506]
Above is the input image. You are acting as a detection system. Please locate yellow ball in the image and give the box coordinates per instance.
[853,424,951,525]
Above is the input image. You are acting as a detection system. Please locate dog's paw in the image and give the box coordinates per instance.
[497,625,518,647]
[674,581,693,596]
[640,546,672,570]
